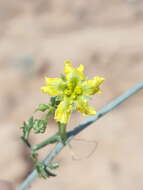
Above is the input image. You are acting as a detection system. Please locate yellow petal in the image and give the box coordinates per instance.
[64,60,85,81]
[64,60,74,74]
[77,97,96,115]
[82,76,105,95]
[93,76,105,86]
[77,64,84,73]
[76,64,85,80]
[55,100,72,124]
[77,102,96,115]
[41,77,65,96]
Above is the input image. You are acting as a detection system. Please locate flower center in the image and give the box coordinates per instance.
[64,83,82,100]
[64,89,72,96]
[74,86,82,95]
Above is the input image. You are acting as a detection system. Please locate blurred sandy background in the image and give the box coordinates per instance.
[0,0,143,189]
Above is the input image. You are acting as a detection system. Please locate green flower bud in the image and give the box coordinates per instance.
[36,104,49,112]
[33,119,47,133]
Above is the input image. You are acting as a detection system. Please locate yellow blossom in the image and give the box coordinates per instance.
[41,61,105,124]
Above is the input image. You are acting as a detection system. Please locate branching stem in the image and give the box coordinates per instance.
[17,81,143,190]
[32,133,59,151]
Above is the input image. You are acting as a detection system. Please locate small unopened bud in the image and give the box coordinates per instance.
[33,119,47,133]
[36,104,49,112]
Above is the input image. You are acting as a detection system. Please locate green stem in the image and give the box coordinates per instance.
[43,111,53,121]
[58,123,67,145]
[21,137,31,148]
[32,133,59,151]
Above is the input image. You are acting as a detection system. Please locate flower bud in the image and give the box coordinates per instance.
[36,104,49,112]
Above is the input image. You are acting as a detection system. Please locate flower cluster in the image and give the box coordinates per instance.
[41,61,105,124]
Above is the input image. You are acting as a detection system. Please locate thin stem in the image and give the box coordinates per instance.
[21,137,31,148]
[32,133,59,151]
[58,123,67,144]
[16,81,143,190]
[31,123,67,152]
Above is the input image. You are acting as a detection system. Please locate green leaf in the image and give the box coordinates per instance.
[48,163,59,170]
[21,117,34,142]
[36,162,56,179]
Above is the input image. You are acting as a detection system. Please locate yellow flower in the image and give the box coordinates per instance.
[41,61,105,124]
